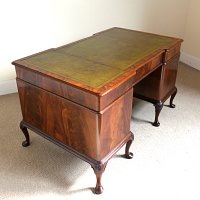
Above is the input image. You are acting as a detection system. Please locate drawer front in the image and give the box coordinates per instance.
[166,43,181,61]
[15,66,99,111]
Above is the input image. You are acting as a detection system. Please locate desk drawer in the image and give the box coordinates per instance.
[15,66,99,111]
[166,43,181,61]
[15,66,136,112]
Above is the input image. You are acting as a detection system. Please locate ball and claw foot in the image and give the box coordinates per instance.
[125,152,134,159]
[94,186,104,194]
[22,140,30,147]
[170,103,176,108]
[152,121,160,127]
[125,133,134,159]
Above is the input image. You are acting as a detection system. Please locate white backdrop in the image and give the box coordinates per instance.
[0,0,189,82]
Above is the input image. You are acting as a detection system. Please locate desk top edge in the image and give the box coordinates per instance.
[12,27,183,96]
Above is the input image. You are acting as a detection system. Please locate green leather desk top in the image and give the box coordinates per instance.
[14,28,180,89]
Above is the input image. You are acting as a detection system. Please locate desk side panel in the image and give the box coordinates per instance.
[17,79,100,160]
[99,88,133,160]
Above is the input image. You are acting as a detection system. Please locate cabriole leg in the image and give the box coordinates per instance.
[20,121,30,147]
[170,87,177,108]
[91,162,107,194]
[153,101,163,127]
[125,132,134,159]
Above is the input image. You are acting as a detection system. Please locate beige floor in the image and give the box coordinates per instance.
[0,62,200,200]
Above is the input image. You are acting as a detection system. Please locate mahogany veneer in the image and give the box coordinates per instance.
[12,27,182,194]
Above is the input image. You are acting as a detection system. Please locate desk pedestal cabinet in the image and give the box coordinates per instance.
[12,27,182,194]
[17,78,134,194]
[134,49,181,126]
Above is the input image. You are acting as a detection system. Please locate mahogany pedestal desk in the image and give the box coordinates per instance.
[12,27,182,194]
